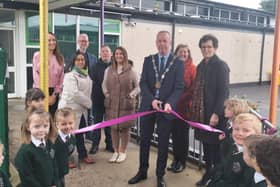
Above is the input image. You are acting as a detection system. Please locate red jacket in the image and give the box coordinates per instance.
[176,58,197,119]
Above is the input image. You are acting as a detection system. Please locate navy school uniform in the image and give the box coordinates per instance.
[220,119,234,160]
[0,169,12,187]
[252,172,267,187]
[207,143,255,187]
[15,138,58,187]
[54,130,76,185]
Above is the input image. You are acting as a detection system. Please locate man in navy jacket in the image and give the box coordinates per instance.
[128,31,184,187]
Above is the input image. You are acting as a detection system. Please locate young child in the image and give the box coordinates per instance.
[0,143,12,187]
[15,108,58,187]
[255,136,280,187]
[219,98,249,158]
[243,135,267,187]
[54,107,76,187]
[25,88,45,112]
[207,113,262,187]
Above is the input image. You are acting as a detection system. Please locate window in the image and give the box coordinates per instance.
[104,19,120,33]
[230,12,239,20]
[142,0,164,11]
[185,5,196,15]
[257,16,265,25]
[104,35,119,52]
[26,13,39,44]
[240,12,248,22]
[249,14,257,24]
[53,13,77,62]
[221,10,229,20]
[198,7,209,17]
[212,9,219,18]
[80,16,99,57]
[25,12,52,45]
[0,10,15,26]
[104,19,120,52]
[176,3,185,15]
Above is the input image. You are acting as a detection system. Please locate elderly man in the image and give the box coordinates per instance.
[128,31,184,187]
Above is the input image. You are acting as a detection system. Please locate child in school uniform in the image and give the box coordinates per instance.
[25,88,45,112]
[54,107,76,187]
[207,113,262,187]
[219,98,249,159]
[0,143,12,187]
[255,136,280,187]
[15,109,58,187]
[243,135,268,187]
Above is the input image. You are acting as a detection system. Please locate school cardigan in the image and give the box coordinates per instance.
[54,134,75,178]
[0,169,12,187]
[15,141,58,187]
[208,143,255,187]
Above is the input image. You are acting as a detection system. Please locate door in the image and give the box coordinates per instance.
[0,30,16,97]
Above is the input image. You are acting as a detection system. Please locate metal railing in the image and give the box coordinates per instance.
[130,105,276,168]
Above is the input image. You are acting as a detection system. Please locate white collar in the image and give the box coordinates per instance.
[236,144,244,153]
[31,136,45,147]
[58,130,70,143]
[254,172,266,183]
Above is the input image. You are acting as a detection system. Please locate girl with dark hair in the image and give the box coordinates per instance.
[32,32,64,117]
[58,52,94,164]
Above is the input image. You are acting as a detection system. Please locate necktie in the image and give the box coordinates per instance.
[65,135,70,142]
[159,56,165,75]
[39,142,45,149]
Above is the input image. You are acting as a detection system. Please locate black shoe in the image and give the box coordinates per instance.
[105,145,114,153]
[196,172,211,186]
[157,176,166,187]
[173,162,185,173]
[89,145,98,154]
[128,171,147,184]
[167,160,177,172]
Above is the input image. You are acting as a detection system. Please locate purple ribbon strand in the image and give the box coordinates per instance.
[72,110,223,135]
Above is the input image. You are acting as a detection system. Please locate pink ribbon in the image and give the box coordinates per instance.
[72,110,224,135]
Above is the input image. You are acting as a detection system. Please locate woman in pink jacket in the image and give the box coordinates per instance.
[32,32,64,116]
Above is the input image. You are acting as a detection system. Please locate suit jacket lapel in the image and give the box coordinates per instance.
[154,54,160,71]
[165,53,174,68]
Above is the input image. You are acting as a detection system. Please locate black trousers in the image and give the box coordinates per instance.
[92,109,112,147]
[75,115,88,159]
[139,113,173,177]
[203,142,220,171]
[171,119,189,164]
[48,87,58,117]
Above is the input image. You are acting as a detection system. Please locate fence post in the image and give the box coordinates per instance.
[0,47,9,174]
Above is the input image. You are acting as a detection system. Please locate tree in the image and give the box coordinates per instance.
[259,0,276,13]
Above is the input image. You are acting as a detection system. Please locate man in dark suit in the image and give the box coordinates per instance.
[193,34,230,186]
[128,31,184,187]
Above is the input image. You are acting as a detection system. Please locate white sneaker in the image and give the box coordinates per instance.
[109,152,119,163]
[116,152,126,163]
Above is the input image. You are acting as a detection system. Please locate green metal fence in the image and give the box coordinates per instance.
[0,47,9,174]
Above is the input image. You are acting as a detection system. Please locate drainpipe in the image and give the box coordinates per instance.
[100,0,104,46]
[259,28,266,85]
[171,20,176,52]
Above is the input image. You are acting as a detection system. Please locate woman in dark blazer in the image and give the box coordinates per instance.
[192,34,230,186]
